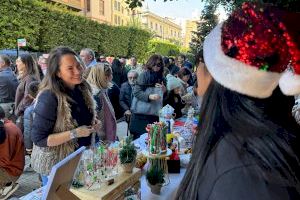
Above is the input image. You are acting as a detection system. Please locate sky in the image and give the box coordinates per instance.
[144,0,205,21]
[143,0,227,26]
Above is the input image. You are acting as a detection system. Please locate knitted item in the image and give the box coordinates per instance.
[166,74,184,91]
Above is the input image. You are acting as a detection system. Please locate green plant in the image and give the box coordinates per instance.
[146,166,165,185]
[119,135,137,164]
[0,0,151,59]
[147,39,181,58]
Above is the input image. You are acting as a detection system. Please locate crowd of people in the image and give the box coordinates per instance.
[0,45,198,198]
[1,2,300,200]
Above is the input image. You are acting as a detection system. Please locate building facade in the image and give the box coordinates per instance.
[141,11,182,42]
[46,0,84,11]
[111,0,142,26]
[184,20,198,48]
[84,0,112,24]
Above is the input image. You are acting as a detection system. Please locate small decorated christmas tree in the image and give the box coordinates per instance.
[119,135,137,173]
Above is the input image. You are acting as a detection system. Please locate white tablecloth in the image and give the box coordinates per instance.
[141,168,186,200]
[21,134,188,200]
[135,133,187,199]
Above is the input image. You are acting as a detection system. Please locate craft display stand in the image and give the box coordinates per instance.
[143,149,172,186]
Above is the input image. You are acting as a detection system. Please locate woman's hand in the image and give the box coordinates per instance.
[92,119,102,134]
[149,94,161,101]
[75,125,95,138]
[156,82,167,93]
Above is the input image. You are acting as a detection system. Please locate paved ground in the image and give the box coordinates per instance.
[9,121,129,199]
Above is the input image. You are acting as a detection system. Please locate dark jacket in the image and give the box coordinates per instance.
[119,81,133,112]
[168,64,180,76]
[31,88,94,147]
[0,67,18,103]
[183,60,193,70]
[108,82,123,120]
[23,103,34,149]
[164,92,185,119]
[196,134,299,200]
[15,75,38,116]
[133,70,164,102]
[130,71,162,137]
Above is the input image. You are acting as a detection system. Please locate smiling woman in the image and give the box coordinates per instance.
[56,54,84,89]
[14,53,40,131]
[30,46,101,187]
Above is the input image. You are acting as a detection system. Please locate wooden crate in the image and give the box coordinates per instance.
[70,168,141,200]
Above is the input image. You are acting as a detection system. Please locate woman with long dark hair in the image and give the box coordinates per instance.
[30,47,99,186]
[111,58,127,88]
[129,54,166,139]
[14,53,40,130]
[176,3,300,199]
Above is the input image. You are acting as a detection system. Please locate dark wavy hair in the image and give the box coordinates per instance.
[111,58,122,73]
[176,80,300,199]
[177,67,192,80]
[142,54,164,86]
[39,46,87,96]
[18,53,40,80]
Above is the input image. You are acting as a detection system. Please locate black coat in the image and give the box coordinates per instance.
[196,134,299,200]
[119,81,133,112]
[164,92,185,119]
[31,88,94,147]
[108,82,123,120]
[0,67,18,103]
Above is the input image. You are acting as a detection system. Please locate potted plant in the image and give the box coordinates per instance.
[146,166,165,194]
[119,135,137,173]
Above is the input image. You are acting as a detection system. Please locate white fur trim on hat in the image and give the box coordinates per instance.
[203,23,281,98]
[166,74,183,91]
[279,70,300,96]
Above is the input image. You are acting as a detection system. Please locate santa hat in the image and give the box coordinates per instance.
[203,2,300,98]
[166,74,184,91]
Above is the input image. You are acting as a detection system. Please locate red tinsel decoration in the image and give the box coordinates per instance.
[221,2,300,74]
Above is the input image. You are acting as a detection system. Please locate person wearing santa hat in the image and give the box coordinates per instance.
[176,2,300,200]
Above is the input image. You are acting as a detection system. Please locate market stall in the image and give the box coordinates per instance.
[21,106,196,200]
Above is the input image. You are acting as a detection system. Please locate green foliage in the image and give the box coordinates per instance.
[190,3,218,54]
[0,0,151,59]
[146,165,165,185]
[119,136,137,164]
[147,39,180,57]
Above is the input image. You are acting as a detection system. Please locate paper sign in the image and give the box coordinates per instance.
[17,38,26,47]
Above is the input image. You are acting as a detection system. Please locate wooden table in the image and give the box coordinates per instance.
[70,168,142,200]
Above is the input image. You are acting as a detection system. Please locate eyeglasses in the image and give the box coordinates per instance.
[154,63,163,68]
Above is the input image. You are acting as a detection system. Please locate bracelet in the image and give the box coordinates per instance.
[70,129,78,139]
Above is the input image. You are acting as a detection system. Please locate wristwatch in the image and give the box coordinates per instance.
[70,129,78,139]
